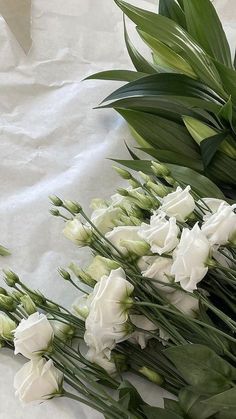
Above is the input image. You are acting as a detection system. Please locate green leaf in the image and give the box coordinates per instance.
[0,245,10,257]
[218,96,233,124]
[200,132,229,167]
[138,30,196,78]
[179,387,218,419]
[142,406,183,419]
[118,380,145,410]
[84,70,147,82]
[164,399,184,416]
[207,151,236,186]
[123,17,157,74]
[183,116,218,145]
[112,159,225,198]
[164,344,236,395]
[114,0,225,95]
[159,0,186,29]
[183,0,232,68]
[215,410,236,419]
[138,147,204,172]
[102,74,224,112]
[203,387,236,409]
[213,60,236,103]
[116,108,199,157]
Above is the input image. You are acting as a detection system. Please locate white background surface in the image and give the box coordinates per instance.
[0,1,235,418]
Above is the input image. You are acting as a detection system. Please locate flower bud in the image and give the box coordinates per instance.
[49,195,63,206]
[90,198,108,210]
[50,208,60,217]
[128,190,155,210]
[0,245,10,256]
[50,320,75,342]
[113,166,132,180]
[0,295,17,312]
[58,268,71,281]
[128,179,140,189]
[3,270,20,287]
[64,200,82,214]
[164,176,176,186]
[146,181,169,198]
[20,295,37,315]
[29,291,47,306]
[81,256,120,283]
[139,171,151,183]
[116,188,129,197]
[139,366,164,385]
[0,287,8,296]
[63,219,93,247]
[151,161,170,177]
[69,263,96,287]
[11,290,23,302]
[120,239,150,257]
[0,313,16,341]
[112,353,128,373]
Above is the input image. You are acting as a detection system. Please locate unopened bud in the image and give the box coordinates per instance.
[116,188,129,197]
[128,179,140,189]
[0,295,17,312]
[164,176,176,186]
[50,208,60,217]
[49,195,63,206]
[113,166,132,180]
[64,200,82,214]
[71,265,96,288]
[139,171,151,183]
[3,270,20,287]
[151,161,170,177]
[11,290,23,302]
[0,288,8,296]
[120,239,150,257]
[0,246,10,257]
[20,294,37,315]
[146,181,169,198]
[139,366,164,385]
[128,190,154,210]
[58,268,71,281]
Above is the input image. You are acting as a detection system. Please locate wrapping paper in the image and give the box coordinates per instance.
[0,0,235,417]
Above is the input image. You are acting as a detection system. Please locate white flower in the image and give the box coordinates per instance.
[86,255,120,282]
[166,290,199,317]
[137,255,157,272]
[0,313,16,341]
[197,198,228,219]
[63,218,92,246]
[142,256,175,293]
[201,202,236,246]
[91,206,123,234]
[84,268,134,356]
[129,315,157,349]
[160,186,195,222]
[14,312,54,359]
[171,224,210,292]
[14,358,63,404]
[138,212,179,255]
[105,226,147,256]
[71,294,90,320]
[85,348,117,376]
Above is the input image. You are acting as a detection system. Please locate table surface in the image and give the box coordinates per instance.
[0,0,235,418]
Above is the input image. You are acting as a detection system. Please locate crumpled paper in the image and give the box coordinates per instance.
[0,0,31,53]
[0,0,235,418]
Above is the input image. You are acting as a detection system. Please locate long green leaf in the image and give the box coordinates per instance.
[114,0,226,95]
[102,74,225,108]
[203,388,236,409]
[116,108,199,157]
[213,60,236,103]
[200,132,229,167]
[207,152,236,186]
[158,0,187,29]
[84,70,147,82]
[112,159,225,198]
[183,0,232,68]
[123,17,157,74]
[142,406,183,419]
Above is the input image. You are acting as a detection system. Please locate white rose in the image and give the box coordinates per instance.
[84,268,134,355]
[86,255,120,282]
[63,218,92,246]
[14,312,54,359]
[138,212,179,255]
[91,206,123,234]
[197,198,228,219]
[201,202,236,245]
[71,294,90,320]
[129,315,157,349]
[160,186,195,222]
[0,313,16,341]
[105,226,148,256]
[171,224,210,292]
[142,256,175,293]
[166,290,199,317]
[14,358,63,404]
[85,348,117,376]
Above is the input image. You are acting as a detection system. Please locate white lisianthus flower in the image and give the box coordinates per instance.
[129,315,157,349]
[71,294,90,320]
[171,224,210,292]
[63,218,92,246]
[197,198,228,219]
[14,312,54,359]
[201,202,236,246]
[105,226,148,256]
[14,358,63,404]
[86,255,120,282]
[0,313,16,341]
[166,290,199,317]
[142,256,175,293]
[138,212,179,255]
[85,348,117,376]
[160,186,195,222]
[84,268,134,356]
[91,205,123,234]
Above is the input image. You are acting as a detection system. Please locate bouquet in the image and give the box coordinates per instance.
[1,162,236,418]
